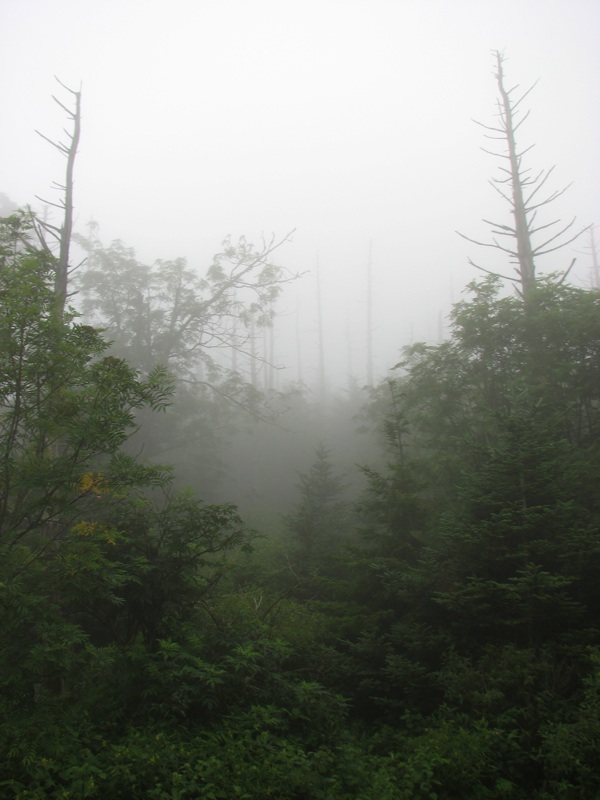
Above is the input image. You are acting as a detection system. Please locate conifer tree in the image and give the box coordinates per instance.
[286,445,347,573]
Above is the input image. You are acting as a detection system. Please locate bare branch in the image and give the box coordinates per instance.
[510,79,540,112]
[35,130,68,155]
[52,95,75,117]
[54,75,80,96]
[467,257,520,283]
[532,218,577,252]
[516,143,536,158]
[491,238,519,255]
[481,147,509,158]
[534,223,591,256]
[481,219,516,233]
[557,257,577,285]
[528,218,561,235]
[34,195,64,212]
[525,184,572,212]
[512,108,531,132]
[472,118,505,134]
[456,231,497,248]
[488,181,513,205]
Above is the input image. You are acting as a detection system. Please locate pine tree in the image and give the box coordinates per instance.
[285,445,348,574]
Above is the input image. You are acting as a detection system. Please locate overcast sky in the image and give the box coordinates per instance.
[2,0,599,390]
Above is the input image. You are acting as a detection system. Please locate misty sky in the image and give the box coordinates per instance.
[2,0,599,390]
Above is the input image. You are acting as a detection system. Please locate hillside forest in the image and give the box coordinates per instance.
[1,57,600,799]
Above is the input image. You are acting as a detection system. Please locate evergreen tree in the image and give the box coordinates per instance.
[285,444,349,575]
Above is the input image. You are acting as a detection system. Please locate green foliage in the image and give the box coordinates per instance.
[0,215,177,729]
[338,276,600,794]
[0,214,266,795]
[402,277,600,455]
[285,444,350,575]
[0,216,174,550]
[540,649,600,798]
[3,201,600,798]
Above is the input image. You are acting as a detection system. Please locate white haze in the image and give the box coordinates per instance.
[2,0,599,391]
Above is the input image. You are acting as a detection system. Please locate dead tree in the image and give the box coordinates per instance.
[458,51,589,302]
[33,77,82,318]
[587,226,600,289]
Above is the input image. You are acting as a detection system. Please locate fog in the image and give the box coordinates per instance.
[2,0,599,392]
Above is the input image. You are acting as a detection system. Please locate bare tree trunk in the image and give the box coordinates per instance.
[494,54,536,298]
[346,311,353,382]
[231,322,238,373]
[589,226,600,289]
[249,314,258,389]
[35,78,82,319]
[268,302,275,392]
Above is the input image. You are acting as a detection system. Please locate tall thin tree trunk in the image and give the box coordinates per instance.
[262,324,268,392]
[268,303,275,391]
[316,254,326,403]
[249,315,258,389]
[590,227,600,289]
[35,79,82,320]
[231,322,238,373]
[346,311,353,383]
[494,53,536,300]
[296,298,303,385]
